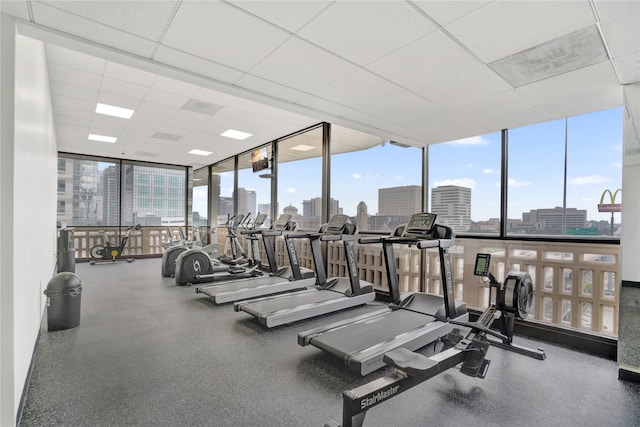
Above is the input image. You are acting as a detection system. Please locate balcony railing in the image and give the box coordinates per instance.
[68,226,619,337]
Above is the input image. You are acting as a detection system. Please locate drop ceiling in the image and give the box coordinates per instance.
[1,0,638,169]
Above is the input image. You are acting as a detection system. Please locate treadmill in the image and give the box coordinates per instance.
[195,214,316,304]
[297,212,469,375]
[233,214,376,328]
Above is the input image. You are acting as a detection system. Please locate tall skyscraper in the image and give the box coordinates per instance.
[431,185,471,233]
[236,187,257,217]
[102,165,120,226]
[356,201,368,231]
[378,185,421,216]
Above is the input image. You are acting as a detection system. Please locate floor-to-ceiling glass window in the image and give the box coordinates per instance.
[120,162,185,227]
[57,156,120,227]
[192,166,209,245]
[429,131,502,235]
[330,125,422,232]
[211,158,235,226]
[277,125,323,230]
[507,107,623,238]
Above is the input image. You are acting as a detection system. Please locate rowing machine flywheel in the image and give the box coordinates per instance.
[497,272,534,320]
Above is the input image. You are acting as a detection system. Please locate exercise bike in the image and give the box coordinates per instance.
[89,224,141,265]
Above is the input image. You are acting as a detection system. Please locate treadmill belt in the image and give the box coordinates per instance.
[309,309,436,355]
[242,289,343,314]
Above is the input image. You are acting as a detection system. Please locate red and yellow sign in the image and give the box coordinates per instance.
[598,189,622,213]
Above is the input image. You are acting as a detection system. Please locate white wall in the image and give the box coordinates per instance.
[619,82,640,374]
[0,15,58,426]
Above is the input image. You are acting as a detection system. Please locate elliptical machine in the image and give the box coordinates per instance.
[89,224,141,265]
[174,214,267,285]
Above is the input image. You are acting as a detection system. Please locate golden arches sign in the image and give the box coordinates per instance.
[598,189,622,213]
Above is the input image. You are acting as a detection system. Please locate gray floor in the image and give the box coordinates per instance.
[20,259,640,426]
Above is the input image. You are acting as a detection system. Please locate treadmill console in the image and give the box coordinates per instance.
[271,214,292,231]
[403,213,437,237]
[324,214,349,234]
[474,253,491,276]
[254,213,268,228]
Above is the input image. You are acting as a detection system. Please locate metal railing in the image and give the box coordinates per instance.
[69,226,620,336]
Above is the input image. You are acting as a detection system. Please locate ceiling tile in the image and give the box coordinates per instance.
[104,62,158,87]
[234,75,307,103]
[368,30,485,98]
[45,44,106,75]
[48,63,102,91]
[599,5,640,58]
[593,0,639,19]
[31,2,158,57]
[143,89,191,109]
[34,0,179,40]
[100,77,150,100]
[250,37,359,93]
[445,1,595,63]
[162,1,291,71]
[516,61,620,105]
[152,75,201,97]
[0,0,31,20]
[229,0,332,33]
[153,45,245,84]
[297,1,437,66]
[314,70,408,111]
[537,86,623,120]
[412,1,491,26]
[192,88,239,107]
[50,81,98,103]
[615,53,640,85]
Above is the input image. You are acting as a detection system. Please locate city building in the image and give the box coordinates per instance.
[431,185,471,233]
[378,185,421,216]
[522,207,588,233]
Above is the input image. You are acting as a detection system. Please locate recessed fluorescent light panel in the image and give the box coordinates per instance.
[88,134,117,143]
[188,149,212,156]
[95,103,134,119]
[221,129,252,140]
[289,144,315,152]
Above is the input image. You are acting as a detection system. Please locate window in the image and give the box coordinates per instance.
[56,157,118,226]
[277,126,323,230]
[330,125,422,231]
[120,163,185,226]
[507,107,622,237]
[193,167,209,227]
[211,158,235,226]
[429,132,501,234]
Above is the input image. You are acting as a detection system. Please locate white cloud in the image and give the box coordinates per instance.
[508,178,531,187]
[483,168,497,174]
[394,175,404,181]
[445,135,488,146]
[352,173,363,179]
[287,187,296,194]
[569,175,610,185]
[434,178,476,189]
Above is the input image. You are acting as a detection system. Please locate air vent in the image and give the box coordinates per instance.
[152,132,183,141]
[181,98,223,116]
[134,151,158,158]
[489,25,608,88]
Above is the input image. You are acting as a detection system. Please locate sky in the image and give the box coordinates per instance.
[194,106,623,223]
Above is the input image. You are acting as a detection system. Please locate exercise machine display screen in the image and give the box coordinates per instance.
[404,213,437,235]
[272,214,292,229]
[326,214,349,231]
[474,253,491,276]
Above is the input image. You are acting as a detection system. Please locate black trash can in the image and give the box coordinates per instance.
[44,272,82,331]
[57,227,75,273]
